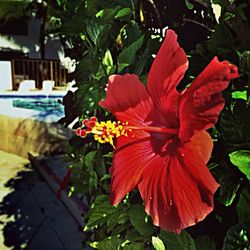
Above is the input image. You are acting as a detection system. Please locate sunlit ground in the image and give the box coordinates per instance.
[0,150,30,250]
[0,150,85,250]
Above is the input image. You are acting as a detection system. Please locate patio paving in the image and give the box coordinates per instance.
[0,150,87,250]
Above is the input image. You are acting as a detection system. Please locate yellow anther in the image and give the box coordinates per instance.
[91,120,128,146]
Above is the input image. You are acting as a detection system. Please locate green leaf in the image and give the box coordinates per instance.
[123,243,145,250]
[85,151,97,169]
[106,212,121,233]
[208,23,233,53]
[160,230,196,250]
[96,7,120,21]
[135,39,151,76]
[86,195,117,229]
[115,7,132,19]
[125,228,145,243]
[239,51,250,74]
[118,63,129,72]
[212,162,242,206]
[229,150,250,180]
[97,236,121,250]
[195,236,216,250]
[128,204,154,236]
[102,49,115,75]
[223,12,235,21]
[152,236,165,250]
[85,20,108,45]
[103,49,113,68]
[232,91,247,100]
[222,224,250,250]
[236,3,248,21]
[220,101,250,145]
[118,35,144,72]
[237,185,250,227]
[120,21,142,47]
[110,222,130,236]
[185,0,194,9]
[100,173,111,182]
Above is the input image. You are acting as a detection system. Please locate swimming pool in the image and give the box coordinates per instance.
[0,93,66,122]
[0,91,72,158]
[2,96,64,113]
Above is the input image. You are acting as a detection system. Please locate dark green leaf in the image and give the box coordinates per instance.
[123,243,145,250]
[85,151,97,169]
[111,222,130,236]
[220,101,250,145]
[224,12,235,21]
[118,35,144,72]
[208,23,233,54]
[117,212,129,224]
[237,185,250,227]
[106,211,121,233]
[97,236,121,250]
[135,39,151,76]
[128,204,154,236]
[222,224,250,250]
[85,20,108,45]
[75,83,102,113]
[212,162,242,206]
[86,195,117,229]
[160,230,196,250]
[236,4,248,22]
[120,21,142,47]
[239,51,250,74]
[229,150,250,181]
[220,107,242,144]
[125,228,146,243]
[195,236,216,250]
[96,7,120,21]
[100,173,111,182]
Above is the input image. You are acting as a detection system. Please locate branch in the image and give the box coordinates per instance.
[183,17,213,32]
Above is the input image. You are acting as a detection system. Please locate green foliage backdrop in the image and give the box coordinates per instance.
[45,0,250,249]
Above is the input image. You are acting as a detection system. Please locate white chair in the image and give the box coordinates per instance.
[42,80,55,93]
[18,80,36,92]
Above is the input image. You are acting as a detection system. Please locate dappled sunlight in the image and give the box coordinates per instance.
[0,151,84,249]
[0,151,30,249]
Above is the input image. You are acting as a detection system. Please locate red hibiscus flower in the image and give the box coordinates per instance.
[80,30,238,233]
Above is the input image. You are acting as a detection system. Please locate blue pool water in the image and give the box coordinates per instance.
[0,95,64,113]
[0,94,66,122]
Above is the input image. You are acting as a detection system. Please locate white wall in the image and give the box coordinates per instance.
[0,61,12,90]
[0,17,64,60]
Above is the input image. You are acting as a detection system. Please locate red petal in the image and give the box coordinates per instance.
[110,134,152,206]
[138,131,218,232]
[147,30,188,119]
[188,130,213,164]
[99,74,154,126]
[179,57,239,142]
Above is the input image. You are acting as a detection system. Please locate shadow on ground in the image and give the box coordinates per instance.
[0,162,85,250]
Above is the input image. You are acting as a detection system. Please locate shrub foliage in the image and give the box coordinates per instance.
[47,0,250,249]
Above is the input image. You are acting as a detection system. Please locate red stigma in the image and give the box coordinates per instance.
[80,129,87,137]
[90,116,98,122]
[89,121,96,128]
[82,119,89,126]
[76,128,81,136]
